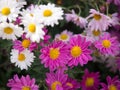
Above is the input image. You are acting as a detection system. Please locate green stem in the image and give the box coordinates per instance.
[67,5,81,15]
[94,3,100,11]
[106,3,109,15]
[37,0,41,5]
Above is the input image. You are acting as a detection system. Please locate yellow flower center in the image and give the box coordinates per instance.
[28,23,36,33]
[102,40,111,48]
[4,27,13,34]
[30,13,34,17]
[93,14,101,20]
[92,30,101,36]
[49,48,60,60]
[43,9,52,17]
[1,7,11,16]
[109,84,117,90]
[60,34,68,40]
[85,77,94,87]
[51,81,62,90]
[18,53,26,61]
[66,82,73,88]
[71,46,82,57]
[22,39,31,48]
[22,86,31,90]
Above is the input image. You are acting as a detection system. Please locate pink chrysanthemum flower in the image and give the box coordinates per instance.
[65,77,80,90]
[81,69,100,90]
[14,17,22,25]
[85,28,106,43]
[87,9,111,31]
[39,27,51,47]
[13,34,38,52]
[7,74,38,90]
[65,10,87,28]
[101,76,120,90]
[110,13,120,26]
[45,71,68,90]
[95,33,120,56]
[39,40,69,71]
[68,35,92,67]
[55,30,73,42]
[107,0,120,6]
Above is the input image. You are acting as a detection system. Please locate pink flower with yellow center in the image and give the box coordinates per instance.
[68,35,92,67]
[45,71,68,90]
[65,77,80,90]
[95,33,120,55]
[39,40,69,71]
[13,37,38,52]
[65,10,87,28]
[101,76,120,90]
[87,9,111,31]
[7,74,38,90]
[81,69,100,90]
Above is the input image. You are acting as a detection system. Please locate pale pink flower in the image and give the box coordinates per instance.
[65,10,87,28]
[87,9,111,31]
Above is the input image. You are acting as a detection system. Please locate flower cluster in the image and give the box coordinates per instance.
[0,0,119,90]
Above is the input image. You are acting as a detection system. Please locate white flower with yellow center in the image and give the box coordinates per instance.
[55,30,73,42]
[10,49,35,70]
[23,19,45,43]
[0,22,23,40]
[0,0,22,22]
[38,3,64,27]
[15,0,26,8]
[21,5,40,21]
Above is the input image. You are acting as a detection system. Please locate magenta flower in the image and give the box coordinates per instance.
[39,27,51,47]
[45,71,68,90]
[81,69,100,90]
[107,0,120,6]
[101,76,120,90]
[13,33,38,52]
[7,74,38,90]
[65,77,80,90]
[68,35,92,67]
[39,40,69,71]
[95,33,120,56]
[14,17,22,25]
[13,39,38,52]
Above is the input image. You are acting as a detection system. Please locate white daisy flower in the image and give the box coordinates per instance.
[15,0,27,8]
[38,3,64,27]
[0,0,22,22]
[0,22,23,40]
[22,18,45,43]
[21,5,40,21]
[55,30,73,42]
[10,49,35,70]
